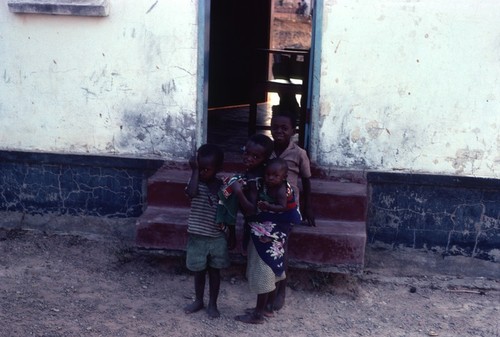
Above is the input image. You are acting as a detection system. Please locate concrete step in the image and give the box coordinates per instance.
[288,219,366,273]
[136,205,366,273]
[145,167,367,221]
[309,179,367,221]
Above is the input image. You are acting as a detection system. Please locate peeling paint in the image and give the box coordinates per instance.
[315,0,500,178]
[365,120,384,139]
[119,106,196,158]
[350,127,364,143]
[446,148,484,174]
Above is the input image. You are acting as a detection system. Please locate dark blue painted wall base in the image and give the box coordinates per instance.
[367,172,500,262]
[0,151,163,218]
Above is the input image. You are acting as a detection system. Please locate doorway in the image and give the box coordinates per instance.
[205,0,313,161]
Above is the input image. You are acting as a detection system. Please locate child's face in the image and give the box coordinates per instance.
[271,116,294,146]
[197,155,218,182]
[242,141,267,170]
[264,164,287,188]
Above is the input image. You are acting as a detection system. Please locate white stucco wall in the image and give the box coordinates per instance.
[313,0,500,178]
[0,1,198,159]
[2,0,499,178]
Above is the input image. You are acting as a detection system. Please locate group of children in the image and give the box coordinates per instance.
[183,113,314,324]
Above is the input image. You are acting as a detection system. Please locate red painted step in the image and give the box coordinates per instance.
[288,219,366,273]
[136,165,368,274]
[136,206,366,273]
[145,166,367,221]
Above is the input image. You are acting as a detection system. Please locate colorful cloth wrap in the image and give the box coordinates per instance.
[215,175,243,227]
[248,183,301,277]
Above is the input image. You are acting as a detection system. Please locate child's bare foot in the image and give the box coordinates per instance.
[184,299,204,314]
[235,312,265,324]
[206,304,220,318]
[273,291,285,311]
[245,307,274,318]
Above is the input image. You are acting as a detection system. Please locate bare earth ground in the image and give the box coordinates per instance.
[1,229,499,337]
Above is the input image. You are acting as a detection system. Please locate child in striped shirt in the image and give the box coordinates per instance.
[184,144,232,319]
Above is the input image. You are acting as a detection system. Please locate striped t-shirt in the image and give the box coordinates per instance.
[187,182,224,237]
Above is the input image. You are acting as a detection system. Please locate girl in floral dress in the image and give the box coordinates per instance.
[233,158,301,324]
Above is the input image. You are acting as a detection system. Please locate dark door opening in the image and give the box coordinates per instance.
[207,0,312,160]
[207,0,271,108]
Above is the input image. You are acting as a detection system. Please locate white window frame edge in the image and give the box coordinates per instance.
[7,0,109,17]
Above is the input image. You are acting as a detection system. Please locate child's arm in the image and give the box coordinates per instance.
[258,184,288,213]
[231,180,257,216]
[301,177,316,226]
[185,155,199,198]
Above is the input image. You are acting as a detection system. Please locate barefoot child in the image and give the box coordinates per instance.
[233,158,301,324]
[270,113,316,311]
[184,144,231,319]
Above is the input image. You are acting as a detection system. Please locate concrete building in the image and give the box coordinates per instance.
[1,0,499,273]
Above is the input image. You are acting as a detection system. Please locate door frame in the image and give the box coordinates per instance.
[307,0,322,160]
[195,0,211,147]
[196,0,323,156]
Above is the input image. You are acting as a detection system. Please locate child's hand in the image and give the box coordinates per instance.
[257,200,269,211]
[301,205,316,226]
[231,179,244,194]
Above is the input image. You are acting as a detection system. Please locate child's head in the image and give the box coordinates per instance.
[196,144,224,182]
[271,114,295,147]
[264,158,288,188]
[242,134,273,170]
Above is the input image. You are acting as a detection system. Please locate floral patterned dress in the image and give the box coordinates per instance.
[248,181,301,277]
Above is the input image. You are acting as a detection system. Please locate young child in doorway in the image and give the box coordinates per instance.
[270,112,315,311]
[232,158,301,324]
[184,143,233,319]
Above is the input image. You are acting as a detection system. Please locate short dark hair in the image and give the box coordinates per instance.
[248,134,274,159]
[267,157,288,174]
[197,143,224,168]
[271,113,295,127]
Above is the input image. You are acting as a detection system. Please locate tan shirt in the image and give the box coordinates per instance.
[270,141,311,201]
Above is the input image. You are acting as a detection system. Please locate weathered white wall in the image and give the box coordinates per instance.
[3,0,499,177]
[313,0,500,178]
[0,1,198,159]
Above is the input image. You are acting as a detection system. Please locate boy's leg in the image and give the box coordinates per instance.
[184,270,206,314]
[206,267,221,318]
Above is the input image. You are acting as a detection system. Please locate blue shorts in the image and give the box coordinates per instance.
[186,234,230,272]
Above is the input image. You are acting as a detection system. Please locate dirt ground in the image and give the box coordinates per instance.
[1,229,499,337]
[272,11,312,50]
